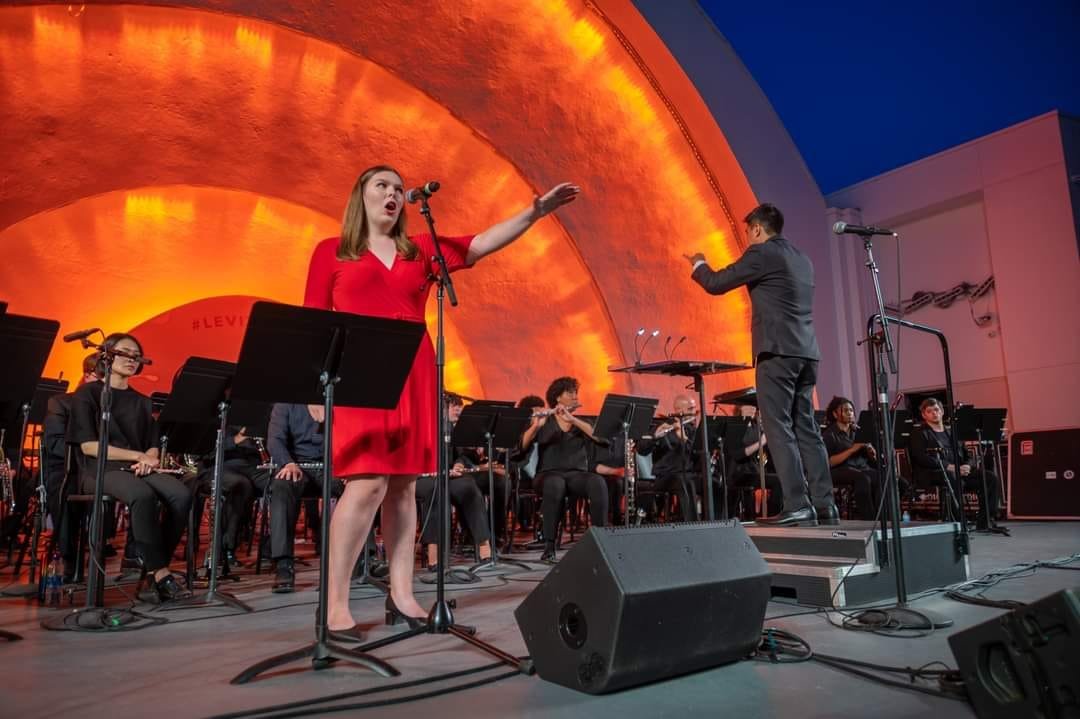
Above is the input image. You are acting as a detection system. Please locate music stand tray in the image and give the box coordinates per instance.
[230,301,424,684]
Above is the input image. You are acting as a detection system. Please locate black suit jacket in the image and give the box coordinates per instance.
[691,236,820,361]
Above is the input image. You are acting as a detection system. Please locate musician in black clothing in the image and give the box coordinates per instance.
[724,402,783,519]
[687,203,835,526]
[637,395,701,522]
[821,396,879,520]
[415,396,492,567]
[254,402,344,592]
[66,333,192,602]
[188,425,256,570]
[908,398,1000,529]
[520,377,608,563]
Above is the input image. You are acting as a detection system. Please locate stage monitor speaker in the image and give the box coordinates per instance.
[948,587,1079,719]
[514,521,771,694]
[1008,428,1080,519]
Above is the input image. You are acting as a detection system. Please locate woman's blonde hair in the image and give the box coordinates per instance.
[337,165,418,261]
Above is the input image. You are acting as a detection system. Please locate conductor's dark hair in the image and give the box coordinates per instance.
[826,396,855,424]
[545,377,579,409]
[743,203,784,235]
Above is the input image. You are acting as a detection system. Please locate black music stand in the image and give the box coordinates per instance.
[595,394,658,525]
[1,379,69,597]
[154,357,251,612]
[609,359,749,521]
[0,314,58,639]
[230,301,424,684]
[452,402,533,573]
[955,406,1007,534]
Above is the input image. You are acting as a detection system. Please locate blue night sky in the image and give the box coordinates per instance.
[698,0,1080,194]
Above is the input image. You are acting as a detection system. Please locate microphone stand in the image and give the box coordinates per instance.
[858,234,956,629]
[353,195,529,673]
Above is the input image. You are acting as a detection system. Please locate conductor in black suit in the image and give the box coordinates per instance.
[685,203,836,526]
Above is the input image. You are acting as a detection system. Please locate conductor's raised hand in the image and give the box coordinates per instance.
[533,183,580,219]
[683,252,706,267]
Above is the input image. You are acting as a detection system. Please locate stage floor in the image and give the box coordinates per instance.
[2,521,1077,719]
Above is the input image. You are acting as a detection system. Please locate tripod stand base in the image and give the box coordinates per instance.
[162,588,253,612]
[1,629,22,641]
[354,607,532,675]
[468,557,534,573]
[230,639,399,685]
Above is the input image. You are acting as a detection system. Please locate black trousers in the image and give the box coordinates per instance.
[652,471,699,521]
[465,471,510,539]
[415,474,490,545]
[253,469,344,560]
[756,355,834,512]
[727,467,784,518]
[80,470,191,572]
[533,470,608,544]
[188,469,255,551]
[830,466,878,520]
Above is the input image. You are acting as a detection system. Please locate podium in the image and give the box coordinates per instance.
[609,359,749,520]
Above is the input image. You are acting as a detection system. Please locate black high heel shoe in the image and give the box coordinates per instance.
[385,596,428,629]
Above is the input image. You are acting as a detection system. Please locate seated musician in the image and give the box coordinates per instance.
[188,424,257,572]
[637,394,701,522]
[725,402,783,519]
[255,402,344,593]
[507,394,545,535]
[520,377,608,563]
[414,395,492,568]
[43,354,102,578]
[66,333,192,602]
[821,396,878,520]
[450,402,512,551]
[908,397,1000,529]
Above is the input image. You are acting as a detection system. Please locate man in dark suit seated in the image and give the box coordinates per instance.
[908,398,1000,530]
[255,402,344,592]
[636,395,701,522]
[687,203,835,526]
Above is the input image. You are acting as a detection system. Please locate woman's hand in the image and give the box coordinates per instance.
[532,182,580,219]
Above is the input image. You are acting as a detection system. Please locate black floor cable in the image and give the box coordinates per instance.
[756,628,967,703]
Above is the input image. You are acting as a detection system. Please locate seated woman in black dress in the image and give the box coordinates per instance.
[520,377,608,563]
[67,333,193,602]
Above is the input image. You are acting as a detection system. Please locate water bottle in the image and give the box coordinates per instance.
[901,510,911,523]
[44,549,63,607]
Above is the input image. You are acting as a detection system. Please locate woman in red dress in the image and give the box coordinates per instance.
[304,165,579,634]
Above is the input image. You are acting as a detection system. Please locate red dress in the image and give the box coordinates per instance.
[303,233,475,476]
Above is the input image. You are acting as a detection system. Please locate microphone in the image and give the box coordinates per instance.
[405,181,440,204]
[833,221,897,237]
[62,327,99,343]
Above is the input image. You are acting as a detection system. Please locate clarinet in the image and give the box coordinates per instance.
[0,428,14,513]
[625,436,644,526]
